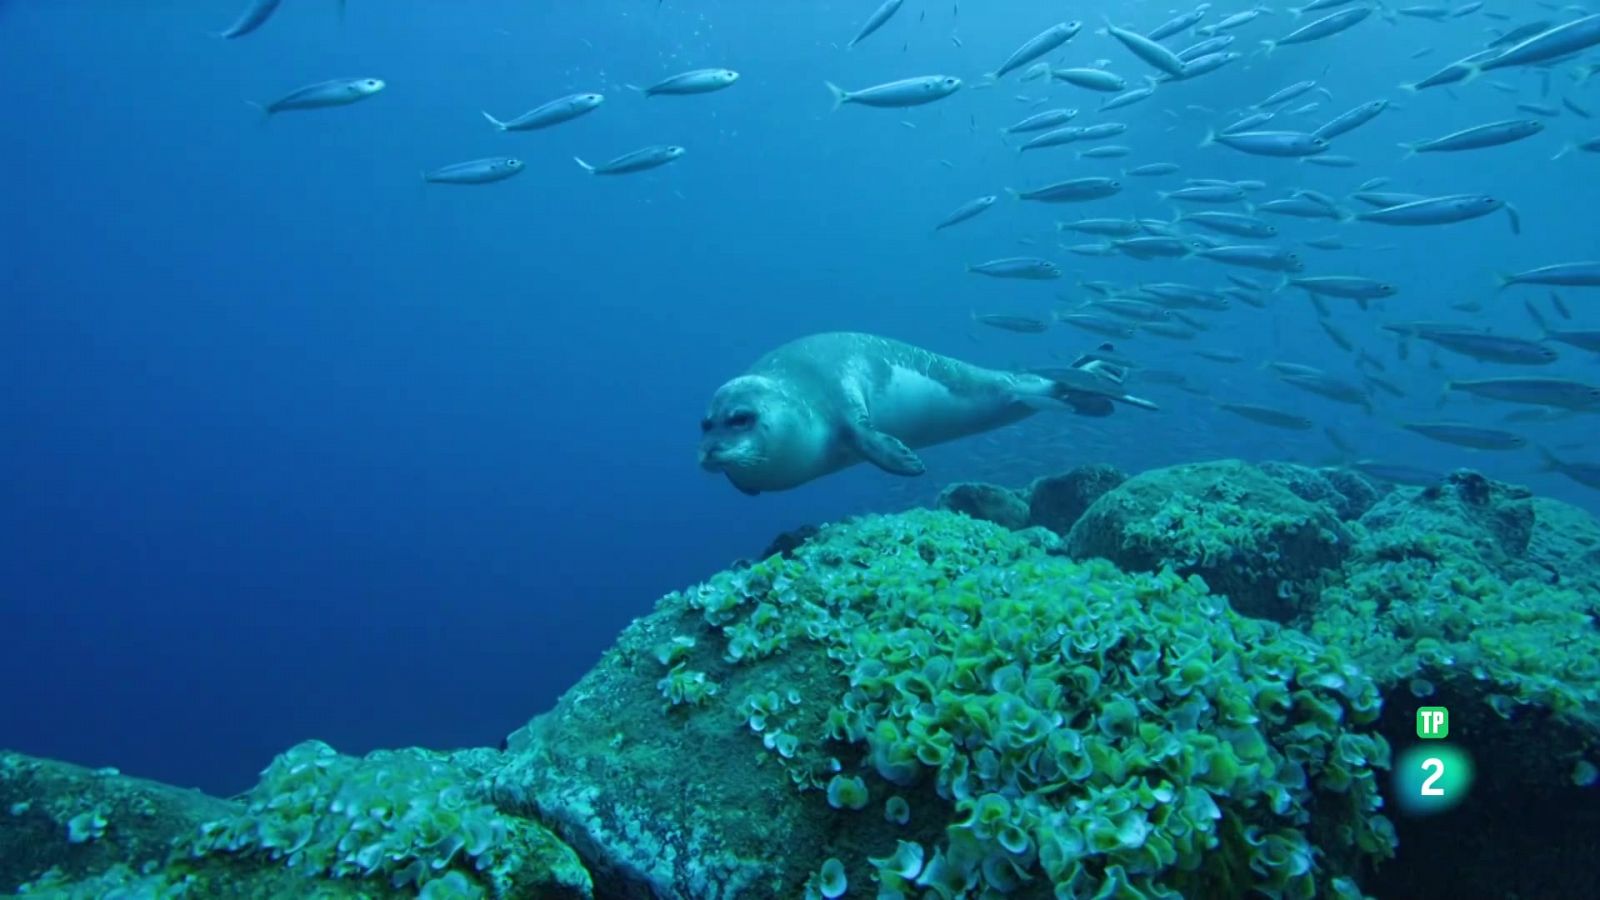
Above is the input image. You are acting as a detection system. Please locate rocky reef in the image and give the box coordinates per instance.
[4,459,1598,899]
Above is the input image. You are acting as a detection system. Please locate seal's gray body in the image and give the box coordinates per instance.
[698,332,1153,494]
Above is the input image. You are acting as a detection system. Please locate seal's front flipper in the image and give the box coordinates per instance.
[850,427,926,476]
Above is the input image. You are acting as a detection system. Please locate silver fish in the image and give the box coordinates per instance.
[993,22,1084,79]
[934,195,998,231]
[1446,377,1600,410]
[1400,119,1543,155]
[1471,15,1600,76]
[1178,211,1278,238]
[1402,422,1526,450]
[1198,245,1305,272]
[424,156,525,184]
[253,77,385,115]
[1313,99,1389,140]
[849,0,905,49]
[1052,68,1126,91]
[1005,108,1079,133]
[826,76,962,109]
[968,257,1062,279]
[218,0,283,39]
[1217,402,1315,430]
[1499,262,1600,288]
[1206,130,1329,157]
[574,145,686,175]
[1261,7,1373,54]
[632,69,740,97]
[1356,194,1503,225]
[1101,19,1189,77]
[482,93,604,131]
[1011,178,1122,202]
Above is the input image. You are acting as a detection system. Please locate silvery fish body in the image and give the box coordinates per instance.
[1401,119,1543,154]
[424,157,525,184]
[635,69,740,97]
[1209,130,1329,157]
[1198,245,1305,272]
[574,145,686,175]
[848,0,904,48]
[1005,109,1078,133]
[1356,194,1503,225]
[219,0,283,39]
[1262,7,1373,52]
[934,196,997,231]
[1480,15,1600,73]
[1314,100,1388,140]
[967,257,1062,279]
[482,93,604,131]
[258,78,386,114]
[827,76,962,109]
[1013,178,1122,202]
[994,22,1083,78]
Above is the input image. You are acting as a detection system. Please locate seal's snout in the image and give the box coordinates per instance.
[698,445,724,471]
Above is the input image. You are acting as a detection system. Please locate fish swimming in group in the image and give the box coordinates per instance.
[250,78,386,115]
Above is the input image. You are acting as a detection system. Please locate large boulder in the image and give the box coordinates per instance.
[935,481,1031,531]
[1024,463,1126,535]
[1066,460,1352,621]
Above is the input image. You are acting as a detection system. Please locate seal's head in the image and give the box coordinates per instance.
[698,375,815,495]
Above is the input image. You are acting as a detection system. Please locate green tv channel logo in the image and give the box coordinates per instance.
[1416,706,1449,740]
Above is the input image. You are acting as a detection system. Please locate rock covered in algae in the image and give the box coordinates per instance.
[1066,460,1352,621]
[495,509,1394,899]
[2,744,591,899]
[1256,461,1383,522]
[1024,463,1126,536]
[935,481,1031,531]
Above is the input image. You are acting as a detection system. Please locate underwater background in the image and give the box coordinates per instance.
[3,0,1598,825]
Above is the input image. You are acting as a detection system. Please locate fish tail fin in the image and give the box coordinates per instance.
[1552,142,1575,161]
[1199,128,1217,148]
[1459,62,1484,85]
[1397,142,1417,158]
[624,83,647,95]
[1259,39,1277,57]
[481,110,509,131]
[1495,272,1515,291]
[1398,81,1420,93]
[1003,187,1021,200]
[245,100,271,126]
[824,81,849,111]
[573,156,596,174]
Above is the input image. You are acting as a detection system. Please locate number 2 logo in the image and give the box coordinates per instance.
[1420,757,1445,796]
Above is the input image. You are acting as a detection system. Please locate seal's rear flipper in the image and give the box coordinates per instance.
[849,427,926,476]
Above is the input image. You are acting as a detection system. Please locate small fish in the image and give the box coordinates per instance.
[1204,129,1330,157]
[1446,377,1600,410]
[934,195,998,231]
[424,156,525,185]
[1195,348,1245,363]
[1100,18,1189,77]
[218,0,283,38]
[1177,36,1237,62]
[1178,211,1278,238]
[1261,7,1373,54]
[973,313,1049,333]
[1538,447,1600,491]
[1350,191,1429,209]
[1357,194,1503,226]
[1112,236,1199,259]
[1198,245,1305,273]
[1091,298,1173,322]
[1365,374,1406,398]
[992,22,1084,79]
[1060,218,1143,236]
[1021,126,1087,151]
[1162,183,1249,204]
[1141,321,1200,340]
[1101,84,1160,112]
[1080,145,1133,159]
[1400,119,1544,155]
[849,0,905,48]
[1468,15,1600,77]
[1011,178,1122,203]
[1259,197,1350,221]
[968,257,1062,279]
[1313,99,1389,141]
[251,78,385,115]
[1278,371,1371,409]
[1411,328,1558,365]
[1551,292,1573,320]
[1303,154,1358,168]
[1402,422,1527,450]
[631,69,740,97]
[1290,276,1396,309]
[1051,67,1127,91]
[1056,312,1139,338]
[482,93,604,131]
[1254,81,1320,110]
[1021,62,1052,82]
[574,145,686,175]
[826,76,962,109]
[1005,108,1079,133]
[1125,162,1181,176]
[1562,98,1593,120]
[1223,112,1276,134]
[1198,9,1270,36]
[1217,402,1315,430]
[1149,8,1211,41]
[1499,262,1600,289]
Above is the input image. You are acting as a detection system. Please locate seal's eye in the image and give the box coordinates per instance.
[700,417,713,432]
[728,411,756,428]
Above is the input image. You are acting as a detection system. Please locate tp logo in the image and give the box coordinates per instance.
[1395,706,1473,815]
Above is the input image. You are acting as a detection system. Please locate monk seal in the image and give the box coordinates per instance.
[698,332,1156,495]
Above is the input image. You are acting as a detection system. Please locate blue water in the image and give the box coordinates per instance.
[3,1,1596,795]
